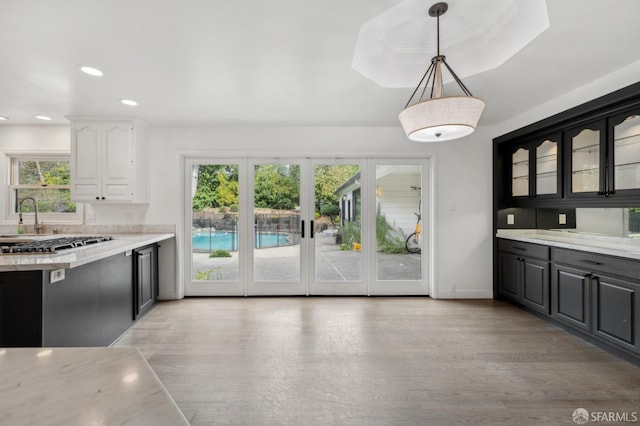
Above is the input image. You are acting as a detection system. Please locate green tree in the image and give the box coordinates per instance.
[16,160,75,213]
[192,165,239,211]
[254,164,300,209]
[314,165,360,213]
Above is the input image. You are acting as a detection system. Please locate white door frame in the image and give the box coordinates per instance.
[367,158,431,295]
[307,159,368,295]
[183,157,248,296]
[183,156,432,297]
[246,158,308,296]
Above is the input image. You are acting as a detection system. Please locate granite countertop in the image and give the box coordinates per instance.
[497,229,640,260]
[0,233,174,271]
[0,347,189,425]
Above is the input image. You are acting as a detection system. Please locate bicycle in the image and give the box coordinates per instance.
[405,186,422,254]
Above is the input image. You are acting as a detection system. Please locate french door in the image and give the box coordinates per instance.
[184,157,429,296]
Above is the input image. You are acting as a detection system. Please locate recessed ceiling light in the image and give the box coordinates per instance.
[0,116,8,121]
[35,115,52,121]
[79,66,104,77]
[120,99,138,106]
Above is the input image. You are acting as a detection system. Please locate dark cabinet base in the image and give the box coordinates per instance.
[497,239,640,365]
[0,244,158,347]
[42,252,134,347]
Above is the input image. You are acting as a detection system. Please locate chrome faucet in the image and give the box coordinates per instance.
[19,197,41,234]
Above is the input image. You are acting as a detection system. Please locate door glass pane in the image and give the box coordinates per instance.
[191,164,239,281]
[535,140,557,195]
[572,128,600,193]
[375,165,422,281]
[512,148,529,196]
[314,164,361,281]
[253,164,301,282]
[614,114,640,191]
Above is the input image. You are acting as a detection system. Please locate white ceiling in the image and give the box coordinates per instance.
[1,0,640,128]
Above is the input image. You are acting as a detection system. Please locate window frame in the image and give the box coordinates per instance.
[4,152,83,225]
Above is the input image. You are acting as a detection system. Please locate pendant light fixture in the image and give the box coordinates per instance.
[399,2,485,142]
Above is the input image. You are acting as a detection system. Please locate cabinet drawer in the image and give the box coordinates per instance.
[552,248,640,278]
[498,239,549,260]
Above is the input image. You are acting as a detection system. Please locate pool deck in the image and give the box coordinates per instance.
[191,233,421,282]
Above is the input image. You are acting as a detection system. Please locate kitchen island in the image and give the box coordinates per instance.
[0,233,174,347]
[0,347,189,425]
[0,233,174,271]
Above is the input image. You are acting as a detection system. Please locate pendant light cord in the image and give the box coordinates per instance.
[436,12,440,57]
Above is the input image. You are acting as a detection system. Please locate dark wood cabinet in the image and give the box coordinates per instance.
[43,251,133,346]
[497,239,550,315]
[551,264,591,332]
[550,247,640,357]
[565,120,607,198]
[592,275,639,353]
[0,243,159,347]
[495,82,640,208]
[493,83,640,363]
[134,244,157,320]
[521,258,550,314]
[498,252,521,301]
[507,134,562,202]
[496,239,640,361]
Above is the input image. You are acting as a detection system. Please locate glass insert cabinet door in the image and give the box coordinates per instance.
[535,138,558,195]
[511,147,529,197]
[612,112,640,191]
[570,122,604,194]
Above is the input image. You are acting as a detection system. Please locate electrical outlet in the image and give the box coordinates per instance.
[507,214,515,225]
[50,269,65,284]
[559,214,567,225]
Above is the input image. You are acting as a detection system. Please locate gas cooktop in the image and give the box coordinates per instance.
[1,236,113,254]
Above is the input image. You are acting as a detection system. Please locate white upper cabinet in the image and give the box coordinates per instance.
[69,118,149,203]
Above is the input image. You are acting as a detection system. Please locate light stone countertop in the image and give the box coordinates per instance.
[0,347,189,425]
[497,229,640,260]
[0,233,174,271]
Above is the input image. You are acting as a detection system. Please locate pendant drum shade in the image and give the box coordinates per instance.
[399,2,485,143]
[399,95,485,142]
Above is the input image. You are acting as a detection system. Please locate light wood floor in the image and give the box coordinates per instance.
[114,298,640,425]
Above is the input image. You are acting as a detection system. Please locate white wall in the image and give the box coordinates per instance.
[146,126,494,299]
[0,124,495,299]
[3,58,640,299]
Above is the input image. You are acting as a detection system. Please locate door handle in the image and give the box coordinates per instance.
[301,220,305,238]
[310,220,314,238]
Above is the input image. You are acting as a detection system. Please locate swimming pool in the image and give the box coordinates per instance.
[192,231,290,251]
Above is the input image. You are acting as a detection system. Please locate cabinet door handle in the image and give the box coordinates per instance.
[580,259,603,266]
[512,246,527,252]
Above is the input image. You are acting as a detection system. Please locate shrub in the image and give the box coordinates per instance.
[229,204,238,212]
[338,221,360,249]
[376,204,407,253]
[320,203,340,217]
[209,249,231,258]
[219,206,228,214]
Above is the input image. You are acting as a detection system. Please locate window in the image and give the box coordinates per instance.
[6,155,83,224]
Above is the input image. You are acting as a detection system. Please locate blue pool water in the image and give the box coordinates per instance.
[192,231,290,251]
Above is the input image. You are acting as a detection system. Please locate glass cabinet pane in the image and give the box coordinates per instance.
[613,114,640,191]
[536,139,557,195]
[571,128,600,193]
[512,147,529,197]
